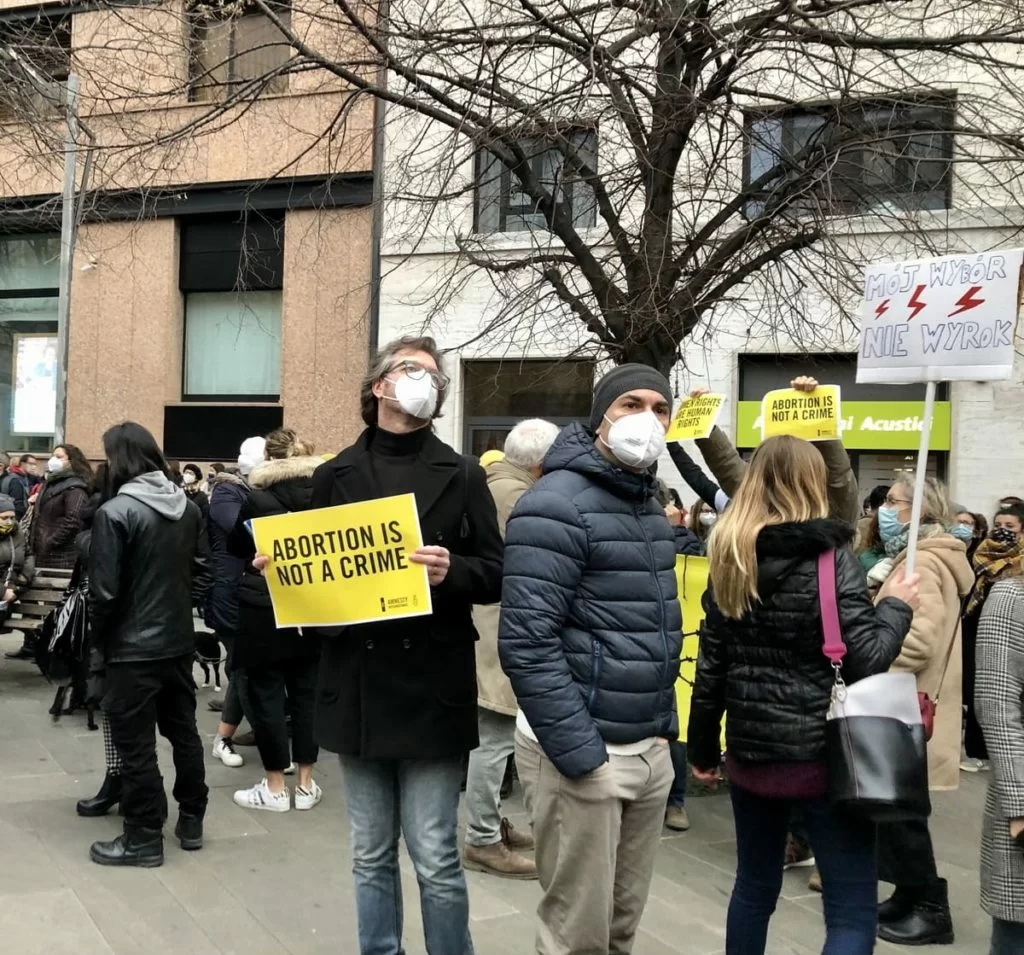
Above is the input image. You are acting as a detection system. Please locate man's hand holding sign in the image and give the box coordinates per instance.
[250,494,443,628]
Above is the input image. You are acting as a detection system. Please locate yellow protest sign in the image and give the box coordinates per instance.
[250,493,432,628]
[666,393,725,442]
[760,385,842,443]
[673,555,724,748]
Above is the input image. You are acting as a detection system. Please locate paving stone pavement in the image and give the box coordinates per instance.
[0,637,989,954]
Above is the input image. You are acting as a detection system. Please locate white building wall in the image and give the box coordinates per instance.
[379,240,1024,519]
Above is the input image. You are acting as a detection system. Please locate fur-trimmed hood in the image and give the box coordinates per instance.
[249,456,323,490]
[211,471,247,489]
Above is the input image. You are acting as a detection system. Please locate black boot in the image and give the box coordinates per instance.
[90,827,164,868]
[174,812,204,851]
[76,772,122,817]
[877,879,954,946]
[5,639,35,660]
[878,886,917,924]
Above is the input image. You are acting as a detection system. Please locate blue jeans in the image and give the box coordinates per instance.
[992,918,1024,954]
[668,739,687,809]
[728,783,877,955]
[339,755,474,955]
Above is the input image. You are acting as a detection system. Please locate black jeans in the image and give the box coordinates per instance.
[245,657,319,772]
[220,635,252,728]
[104,655,208,831]
[877,817,942,897]
[962,614,989,760]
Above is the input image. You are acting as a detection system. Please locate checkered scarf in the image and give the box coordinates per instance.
[966,538,1024,618]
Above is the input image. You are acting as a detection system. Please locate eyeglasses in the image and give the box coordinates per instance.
[389,360,450,390]
[884,496,913,508]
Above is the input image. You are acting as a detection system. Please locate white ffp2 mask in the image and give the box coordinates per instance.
[601,411,666,470]
[385,374,438,420]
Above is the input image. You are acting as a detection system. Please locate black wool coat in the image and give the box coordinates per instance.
[311,427,504,760]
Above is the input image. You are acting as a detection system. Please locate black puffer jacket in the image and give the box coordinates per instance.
[204,473,249,636]
[227,455,323,669]
[499,423,682,780]
[89,472,212,664]
[687,519,913,770]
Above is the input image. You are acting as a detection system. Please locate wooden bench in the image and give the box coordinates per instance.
[9,569,73,634]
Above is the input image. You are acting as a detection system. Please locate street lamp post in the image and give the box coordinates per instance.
[0,50,93,447]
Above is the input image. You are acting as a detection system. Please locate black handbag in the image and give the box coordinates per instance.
[818,549,931,823]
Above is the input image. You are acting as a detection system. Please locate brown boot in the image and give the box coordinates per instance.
[463,841,538,880]
[500,817,534,851]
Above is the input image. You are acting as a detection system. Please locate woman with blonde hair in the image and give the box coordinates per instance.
[689,435,918,954]
[873,476,973,946]
[227,428,325,812]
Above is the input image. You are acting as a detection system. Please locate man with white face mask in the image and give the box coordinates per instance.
[499,363,683,955]
[304,335,503,955]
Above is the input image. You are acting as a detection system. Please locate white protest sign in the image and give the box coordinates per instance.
[857,250,1023,384]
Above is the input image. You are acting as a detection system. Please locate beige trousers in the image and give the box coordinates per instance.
[515,731,674,955]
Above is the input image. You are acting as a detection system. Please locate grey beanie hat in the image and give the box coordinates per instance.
[0,494,16,515]
[589,363,674,431]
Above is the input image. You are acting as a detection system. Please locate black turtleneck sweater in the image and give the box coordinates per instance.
[358,425,431,501]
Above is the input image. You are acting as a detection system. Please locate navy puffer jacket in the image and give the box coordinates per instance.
[498,423,682,779]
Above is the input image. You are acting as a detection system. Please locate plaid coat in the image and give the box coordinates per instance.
[976,578,1024,921]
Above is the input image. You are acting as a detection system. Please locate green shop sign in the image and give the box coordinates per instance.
[736,401,951,451]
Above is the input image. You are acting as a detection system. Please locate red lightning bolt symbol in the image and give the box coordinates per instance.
[949,285,985,317]
[874,299,890,319]
[907,284,927,321]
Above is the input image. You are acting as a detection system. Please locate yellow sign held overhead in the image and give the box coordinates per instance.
[666,393,725,442]
[760,385,842,443]
[250,493,432,629]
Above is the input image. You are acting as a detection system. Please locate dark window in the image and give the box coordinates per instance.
[462,359,594,455]
[188,1,291,102]
[737,353,948,403]
[164,404,284,461]
[0,16,72,121]
[180,213,284,400]
[475,130,598,233]
[744,96,954,217]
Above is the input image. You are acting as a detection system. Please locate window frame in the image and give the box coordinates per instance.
[178,213,284,402]
[741,94,955,218]
[187,0,292,103]
[0,15,72,121]
[473,127,599,234]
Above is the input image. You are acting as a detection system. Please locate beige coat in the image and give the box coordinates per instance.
[473,459,537,716]
[876,534,973,791]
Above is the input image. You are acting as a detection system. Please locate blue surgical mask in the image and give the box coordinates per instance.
[950,523,974,543]
[877,506,906,543]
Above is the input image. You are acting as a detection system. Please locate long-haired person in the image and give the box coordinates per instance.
[87,423,211,868]
[872,477,973,946]
[6,444,93,662]
[689,435,919,955]
[975,570,1024,953]
[228,428,324,812]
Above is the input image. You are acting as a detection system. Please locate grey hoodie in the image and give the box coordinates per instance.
[118,471,187,521]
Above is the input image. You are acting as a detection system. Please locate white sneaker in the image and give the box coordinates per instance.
[960,758,991,773]
[284,763,296,776]
[213,737,244,768]
[233,779,290,812]
[294,780,322,811]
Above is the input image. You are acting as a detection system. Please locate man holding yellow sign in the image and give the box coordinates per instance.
[258,335,502,955]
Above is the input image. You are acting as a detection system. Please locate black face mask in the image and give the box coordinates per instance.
[992,527,1019,546]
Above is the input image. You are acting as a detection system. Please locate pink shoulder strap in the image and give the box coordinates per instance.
[818,549,846,667]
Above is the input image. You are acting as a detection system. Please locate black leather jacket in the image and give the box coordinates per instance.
[88,473,212,664]
[688,519,913,770]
